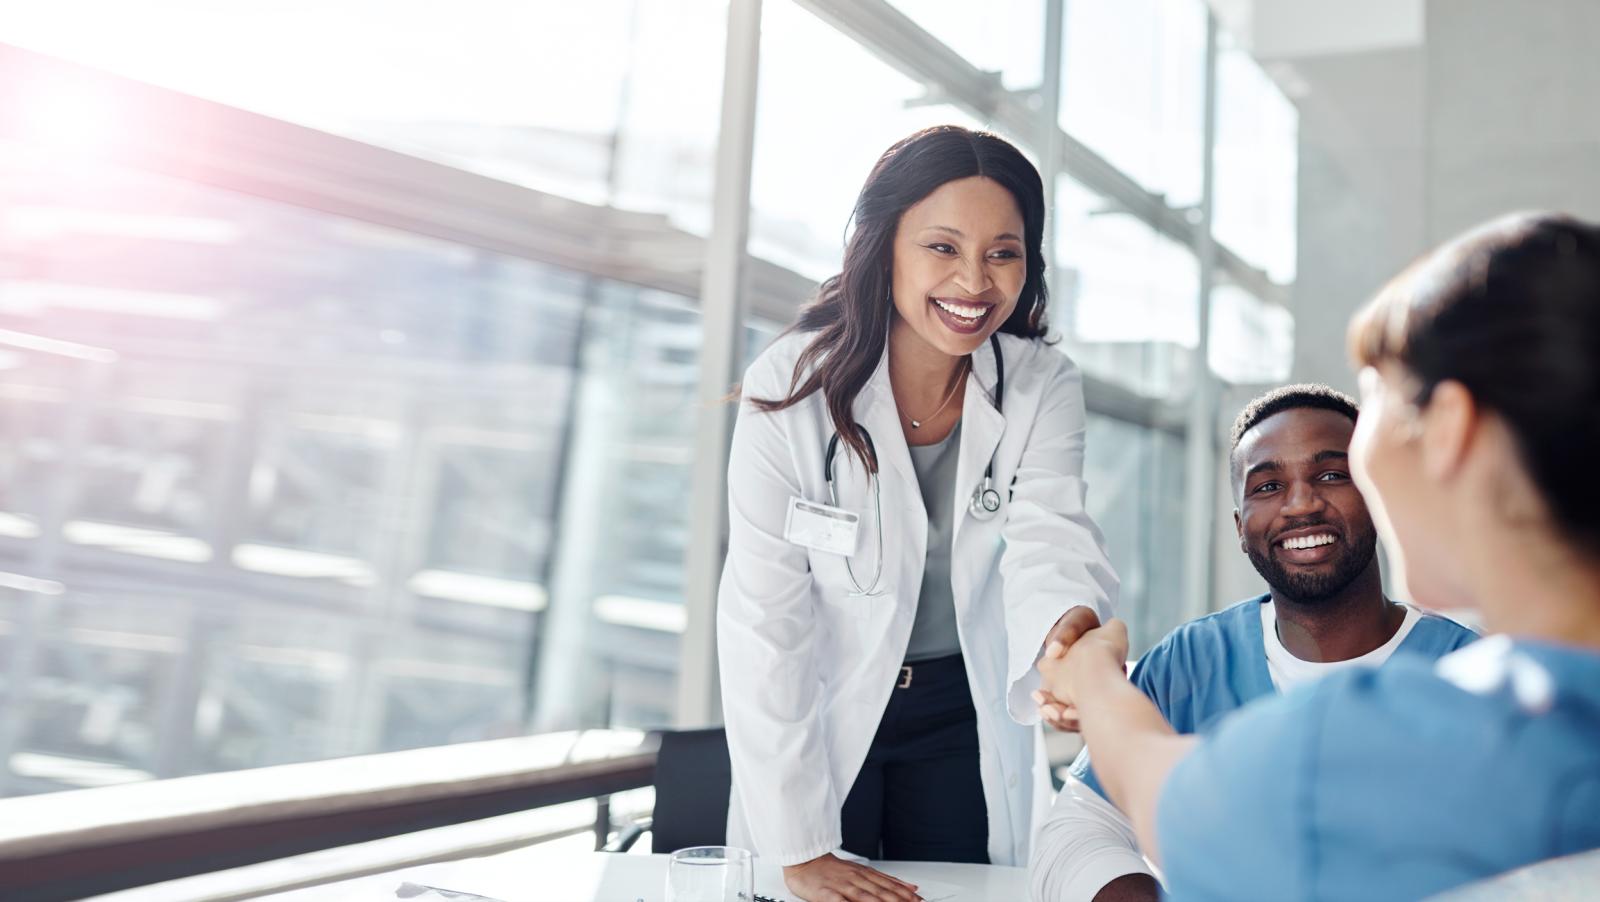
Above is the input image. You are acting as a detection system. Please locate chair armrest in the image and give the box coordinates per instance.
[603,817,653,853]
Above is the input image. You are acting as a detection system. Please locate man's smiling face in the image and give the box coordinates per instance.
[1234,407,1379,603]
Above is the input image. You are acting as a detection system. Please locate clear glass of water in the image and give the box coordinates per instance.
[664,846,755,902]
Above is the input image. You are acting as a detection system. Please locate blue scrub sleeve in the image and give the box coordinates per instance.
[1155,680,1327,902]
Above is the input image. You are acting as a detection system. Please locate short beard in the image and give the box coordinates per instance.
[1247,528,1378,604]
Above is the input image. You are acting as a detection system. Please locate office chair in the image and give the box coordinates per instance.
[607,727,731,853]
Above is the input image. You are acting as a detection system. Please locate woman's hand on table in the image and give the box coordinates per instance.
[782,853,922,902]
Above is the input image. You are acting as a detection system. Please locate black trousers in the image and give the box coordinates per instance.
[839,653,989,863]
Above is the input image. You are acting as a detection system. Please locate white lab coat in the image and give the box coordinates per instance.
[717,330,1118,868]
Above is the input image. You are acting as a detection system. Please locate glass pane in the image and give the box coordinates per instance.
[1054,175,1200,400]
[532,283,700,732]
[0,1,727,233]
[0,129,695,794]
[1209,284,1294,385]
[749,0,996,282]
[1082,413,1185,656]
[882,0,1046,91]
[1061,0,1207,207]
[1213,32,1299,284]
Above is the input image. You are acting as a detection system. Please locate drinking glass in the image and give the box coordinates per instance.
[664,845,755,902]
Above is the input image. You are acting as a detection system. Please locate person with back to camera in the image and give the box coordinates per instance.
[1039,212,1600,900]
[718,125,1118,902]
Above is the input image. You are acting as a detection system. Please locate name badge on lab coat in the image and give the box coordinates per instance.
[784,497,860,556]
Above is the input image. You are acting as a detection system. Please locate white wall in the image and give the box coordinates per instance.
[1425,0,1600,239]
[1288,0,1600,390]
[1206,0,1600,614]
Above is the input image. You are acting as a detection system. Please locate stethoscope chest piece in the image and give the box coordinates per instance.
[969,479,1002,520]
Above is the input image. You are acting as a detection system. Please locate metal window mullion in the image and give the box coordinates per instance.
[1082,374,1186,437]
[676,0,764,728]
[1181,13,1223,623]
[1040,0,1066,279]
[794,0,1009,117]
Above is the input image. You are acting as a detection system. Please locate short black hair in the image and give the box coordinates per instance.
[1229,384,1359,487]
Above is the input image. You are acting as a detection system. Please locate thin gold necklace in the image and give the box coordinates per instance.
[903,357,970,429]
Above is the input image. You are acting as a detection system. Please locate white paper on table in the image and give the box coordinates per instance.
[779,852,960,901]
[752,863,961,902]
[877,873,961,902]
[377,853,968,902]
[396,881,504,900]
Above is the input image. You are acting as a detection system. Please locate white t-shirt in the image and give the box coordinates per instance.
[1261,600,1421,691]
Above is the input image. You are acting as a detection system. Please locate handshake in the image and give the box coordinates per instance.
[1030,606,1131,732]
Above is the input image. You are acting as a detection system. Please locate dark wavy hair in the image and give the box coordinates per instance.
[1348,212,1600,557]
[750,125,1051,472]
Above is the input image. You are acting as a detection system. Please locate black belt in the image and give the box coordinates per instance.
[896,653,965,690]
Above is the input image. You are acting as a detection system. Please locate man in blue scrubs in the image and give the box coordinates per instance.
[1028,385,1478,902]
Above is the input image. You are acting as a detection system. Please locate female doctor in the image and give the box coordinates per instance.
[717,125,1118,902]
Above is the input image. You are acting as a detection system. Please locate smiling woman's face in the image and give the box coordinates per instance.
[888,175,1026,359]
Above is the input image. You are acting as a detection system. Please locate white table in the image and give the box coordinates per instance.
[262,843,1026,902]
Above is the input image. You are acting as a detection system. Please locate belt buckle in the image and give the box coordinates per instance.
[898,665,913,689]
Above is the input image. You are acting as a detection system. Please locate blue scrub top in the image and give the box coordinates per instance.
[1072,595,1478,799]
[1158,635,1600,901]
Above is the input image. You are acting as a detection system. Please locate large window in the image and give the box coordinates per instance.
[0,0,1303,796]
[0,153,532,787]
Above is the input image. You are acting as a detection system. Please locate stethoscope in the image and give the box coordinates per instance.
[823,333,1005,597]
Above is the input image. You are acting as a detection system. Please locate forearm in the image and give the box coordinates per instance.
[1072,660,1198,864]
